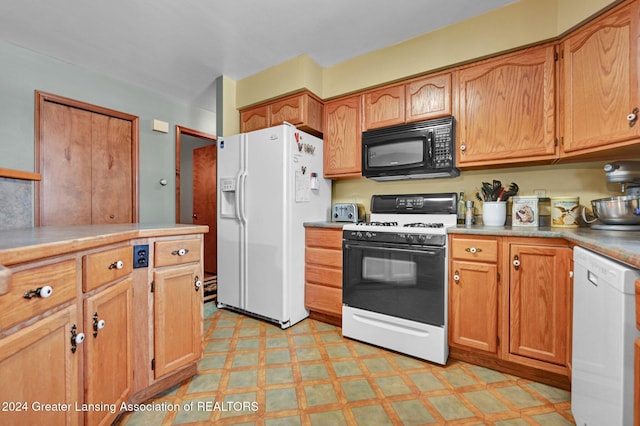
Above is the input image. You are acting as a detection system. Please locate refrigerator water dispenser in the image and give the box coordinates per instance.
[220,177,237,218]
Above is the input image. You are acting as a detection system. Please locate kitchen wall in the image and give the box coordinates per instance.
[331,161,616,219]
[0,41,216,228]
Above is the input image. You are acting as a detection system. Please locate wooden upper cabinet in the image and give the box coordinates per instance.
[406,72,452,122]
[363,84,405,130]
[561,0,640,156]
[457,45,557,167]
[363,73,452,130]
[323,95,362,178]
[240,91,323,135]
[240,104,269,133]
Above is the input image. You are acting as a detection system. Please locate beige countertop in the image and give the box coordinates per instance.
[305,221,640,269]
[0,224,209,294]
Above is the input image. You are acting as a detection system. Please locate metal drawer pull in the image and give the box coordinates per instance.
[194,275,202,291]
[109,260,124,270]
[465,247,482,254]
[93,312,106,337]
[513,255,520,270]
[172,248,189,256]
[71,325,85,353]
[23,285,53,299]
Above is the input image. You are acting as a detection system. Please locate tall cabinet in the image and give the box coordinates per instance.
[560,0,640,157]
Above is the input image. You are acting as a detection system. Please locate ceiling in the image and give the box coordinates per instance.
[0,0,517,112]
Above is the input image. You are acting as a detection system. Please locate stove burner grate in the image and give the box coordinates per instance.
[357,221,398,226]
[404,222,444,228]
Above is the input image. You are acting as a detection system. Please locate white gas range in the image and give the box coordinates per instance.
[341,193,458,365]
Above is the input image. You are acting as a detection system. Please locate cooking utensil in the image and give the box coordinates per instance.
[585,195,640,225]
[499,182,519,202]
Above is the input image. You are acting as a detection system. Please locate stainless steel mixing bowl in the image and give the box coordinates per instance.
[590,195,640,225]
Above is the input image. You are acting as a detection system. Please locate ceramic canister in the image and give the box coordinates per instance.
[550,196,580,227]
[511,196,539,227]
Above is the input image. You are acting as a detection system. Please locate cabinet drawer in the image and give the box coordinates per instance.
[306,247,342,269]
[83,246,133,292]
[450,237,498,262]
[306,228,343,249]
[154,239,201,267]
[0,259,77,331]
[306,264,342,288]
[305,282,342,317]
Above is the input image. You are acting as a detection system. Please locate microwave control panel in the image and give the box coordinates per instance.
[432,126,454,169]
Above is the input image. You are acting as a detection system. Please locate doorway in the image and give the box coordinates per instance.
[175,126,217,292]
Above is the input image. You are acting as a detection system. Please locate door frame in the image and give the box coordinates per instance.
[174,126,216,222]
[34,91,140,225]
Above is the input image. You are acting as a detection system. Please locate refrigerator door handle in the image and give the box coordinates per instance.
[234,171,243,222]
[238,171,248,224]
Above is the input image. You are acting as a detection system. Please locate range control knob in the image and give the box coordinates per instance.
[417,234,427,243]
[365,232,373,239]
[405,234,415,243]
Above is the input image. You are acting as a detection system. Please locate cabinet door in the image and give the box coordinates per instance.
[562,1,640,155]
[0,306,80,426]
[508,244,571,365]
[270,95,304,127]
[153,264,202,378]
[457,45,556,166]
[363,85,405,130]
[323,95,362,178]
[406,73,452,122]
[84,279,133,426]
[240,104,269,133]
[449,260,498,353]
[305,228,343,319]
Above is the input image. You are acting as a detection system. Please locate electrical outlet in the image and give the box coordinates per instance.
[533,189,547,197]
[133,244,149,268]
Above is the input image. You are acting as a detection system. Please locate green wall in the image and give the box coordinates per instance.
[0,41,216,224]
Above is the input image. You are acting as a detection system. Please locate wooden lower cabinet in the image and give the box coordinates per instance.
[506,240,571,368]
[83,278,133,426]
[0,306,81,426]
[153,264,203,378]
[449,235,572,389]
[0,229,206,425]
[305,227,343,325]
[449,235,499,354]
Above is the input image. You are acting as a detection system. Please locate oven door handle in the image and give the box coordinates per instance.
[343,241,442,255]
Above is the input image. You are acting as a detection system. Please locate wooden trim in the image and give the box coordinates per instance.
[174,126,216,223]
[0,168,41,181]
[34,90,140,225]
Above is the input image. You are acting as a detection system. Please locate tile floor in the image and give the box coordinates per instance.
[117,304,575,425]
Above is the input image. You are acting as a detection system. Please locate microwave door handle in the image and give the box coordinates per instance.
[426,130,434,167]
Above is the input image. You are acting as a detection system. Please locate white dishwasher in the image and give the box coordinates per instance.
[572,246,640,426]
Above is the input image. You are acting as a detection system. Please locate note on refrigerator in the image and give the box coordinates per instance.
[295,170,310,202]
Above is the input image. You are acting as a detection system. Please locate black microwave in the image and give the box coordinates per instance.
[362,116,459,181]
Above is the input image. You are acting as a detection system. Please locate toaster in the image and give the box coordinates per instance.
[332,203,365,223]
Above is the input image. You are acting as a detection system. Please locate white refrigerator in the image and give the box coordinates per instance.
[216,124,331,328]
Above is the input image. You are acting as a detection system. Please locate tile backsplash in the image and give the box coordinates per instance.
[0,177,33,230]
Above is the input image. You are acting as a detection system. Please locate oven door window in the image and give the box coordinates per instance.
[343,242,445,326]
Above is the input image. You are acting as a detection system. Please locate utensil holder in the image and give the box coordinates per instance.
[482,201,507,226]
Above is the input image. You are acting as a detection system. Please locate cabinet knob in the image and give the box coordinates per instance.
[109,260,124,270]
[23,285,54,299]
[465,247,482,254]
[93,312,106,337]
[172,248,189,256]
[627,107,639,127]
[194,275,202,291]
[453,271,460,283]
[513,255,520,270]
[70,325,85,353]
[460,144,467,152]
